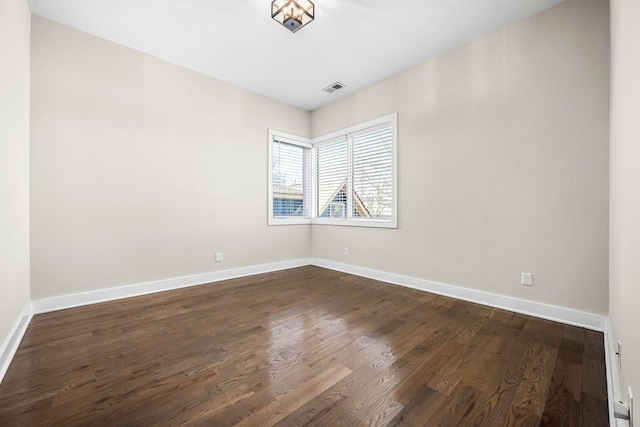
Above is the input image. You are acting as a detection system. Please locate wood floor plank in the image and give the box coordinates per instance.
[427,329,495,395]
[392,339,463,405]
[581,329,608,400]
[580,391,609,427]
[0,266,609,426]
[540,358,582,427]
[458,328,542,426]
[425,383,482,426]
[387,385,448,426]
[234,363,353,427]
[511,343,558,417]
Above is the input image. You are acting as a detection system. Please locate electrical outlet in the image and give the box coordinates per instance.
[344,248,349,256]
[215,252,223,262]
[521,272,533,286]
[617,340,623,369]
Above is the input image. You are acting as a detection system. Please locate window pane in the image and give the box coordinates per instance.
[352,127,393,219]
[316,139,348,218]
[272,140,307,217]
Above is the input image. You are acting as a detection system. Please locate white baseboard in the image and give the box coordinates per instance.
[0,302,33,384]
[30,257,608,330]
[605,318,626,427]
[31,258,312,314]
[11,257,611,394]
[311,258,607,332]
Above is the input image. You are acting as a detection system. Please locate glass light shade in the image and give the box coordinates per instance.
[272,0,314,33]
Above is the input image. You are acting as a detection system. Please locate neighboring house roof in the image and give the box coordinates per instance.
[273,183,303,200]
[274,181,372,217]
[319,180,370,218]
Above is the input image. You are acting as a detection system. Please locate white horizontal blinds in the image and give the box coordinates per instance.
[351,126,393,219]
[272,139,309,217]
[316,138,348,218]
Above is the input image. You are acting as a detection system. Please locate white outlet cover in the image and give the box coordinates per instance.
[521,272,533,286]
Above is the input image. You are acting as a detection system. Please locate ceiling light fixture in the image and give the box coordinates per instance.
[271,0,314,33]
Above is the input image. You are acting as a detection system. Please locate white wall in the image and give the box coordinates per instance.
[0,0,31,353]
[609,0,640,415]
[28,0,613,319]
[311,0,610,315]
[30,16,311,299]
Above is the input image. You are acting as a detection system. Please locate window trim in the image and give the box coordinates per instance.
[268,113,397,229]
[312,113,397,229]
[267,129,312,226]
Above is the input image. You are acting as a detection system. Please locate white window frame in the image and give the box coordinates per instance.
[268,130,312,226]
[312,113,397,229]
[268,113,397,229]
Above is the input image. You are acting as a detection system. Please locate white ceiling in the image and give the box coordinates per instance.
[28,0,564,111]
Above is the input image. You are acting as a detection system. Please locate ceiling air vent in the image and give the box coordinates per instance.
[323,82,346,93]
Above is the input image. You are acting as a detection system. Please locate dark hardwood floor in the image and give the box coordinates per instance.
[0,266,609,426]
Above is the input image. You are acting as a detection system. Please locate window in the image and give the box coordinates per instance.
[268,113,397,228]
[316,137,348,218]
[268,131,311,225]
[351,125,393,220]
